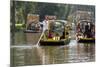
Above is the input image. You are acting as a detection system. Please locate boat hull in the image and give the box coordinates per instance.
[40,39,69,46]
[77,38,95,43]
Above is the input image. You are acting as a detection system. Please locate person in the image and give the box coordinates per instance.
[27,23,31,30]
[72,23,75,30]
[48,30,54,38]
[39,22,43,31]
[77,21,81,33]
[90,23,95,38]
[42,18,49,31]
[84,22,90,38]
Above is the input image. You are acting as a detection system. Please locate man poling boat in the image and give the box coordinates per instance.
[39,16,70,46]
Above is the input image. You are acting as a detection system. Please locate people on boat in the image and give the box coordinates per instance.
[48,30,54,38]
[27,23,32,30]
[27,22,35,30]
[90,23,95,38]
[84,22,90,38]
[76,21,81,33]
[77,21,94,38]
[76,20,95,39]
[84,22,95,38]
[60,31,65,39]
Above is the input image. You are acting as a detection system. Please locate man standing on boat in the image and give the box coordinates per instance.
[42,17,49,31]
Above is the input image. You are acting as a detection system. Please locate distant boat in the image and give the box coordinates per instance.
[76,20,95,43]
[76,36,95,43]
[24,14,41,33]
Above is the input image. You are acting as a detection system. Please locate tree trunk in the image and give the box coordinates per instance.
[10,0,15,45]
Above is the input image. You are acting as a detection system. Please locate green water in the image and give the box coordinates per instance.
[10,31,95,67]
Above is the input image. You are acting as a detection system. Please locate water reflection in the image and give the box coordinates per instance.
[13,31,41,45]
[11,32,95,66]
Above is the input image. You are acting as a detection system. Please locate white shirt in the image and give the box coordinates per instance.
[42,20,49,31]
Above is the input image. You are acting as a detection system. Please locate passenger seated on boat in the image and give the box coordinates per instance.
[83,22,90,38]
[90,23,95,38]
[83,22,95,38]
[60,32,65,39]
[48,31,54,38]
[91,25,95,38]
[27,23,31,30]
[76,32,83,38]
[77,22,81,33]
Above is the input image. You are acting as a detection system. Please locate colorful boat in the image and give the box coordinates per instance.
[24,14,41,33]
[76,20,95,43]
[76,35,95,43]
[40,20,70,46]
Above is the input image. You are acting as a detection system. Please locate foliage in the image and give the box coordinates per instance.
[15,1,71,23]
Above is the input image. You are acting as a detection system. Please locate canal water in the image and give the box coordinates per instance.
[10,31,95,67]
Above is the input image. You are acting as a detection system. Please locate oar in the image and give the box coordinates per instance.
[36,30,45,46]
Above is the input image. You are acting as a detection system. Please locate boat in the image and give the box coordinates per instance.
[76,20,95,43]
[76,35,95,43]
[40,20,70,46]
[40,39,70,46]
[24,14,41,33]
[24,22,41,33]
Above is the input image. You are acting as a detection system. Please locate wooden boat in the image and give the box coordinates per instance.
[76,30,95,43]
[40,20,70,46]
[40,39,70,46]
[76,20,95,43]
[24,14,41,33]
[77,36,95,43]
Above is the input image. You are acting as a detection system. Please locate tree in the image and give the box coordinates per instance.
[10,0,15,45]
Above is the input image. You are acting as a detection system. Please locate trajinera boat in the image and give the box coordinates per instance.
[76,20,95,43]
[24,14,41,33]
[40,20,70,46]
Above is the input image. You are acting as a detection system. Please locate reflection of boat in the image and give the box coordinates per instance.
[40,20,70,46]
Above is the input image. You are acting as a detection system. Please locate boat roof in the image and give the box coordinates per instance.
[49,20,67,24]
[79,20,91,22]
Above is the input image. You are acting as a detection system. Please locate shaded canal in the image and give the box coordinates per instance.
[10,31,95,67]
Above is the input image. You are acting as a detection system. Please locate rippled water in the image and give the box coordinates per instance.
[10,31,95,67]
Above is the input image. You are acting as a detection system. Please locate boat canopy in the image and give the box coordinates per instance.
[49,20,67,36]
